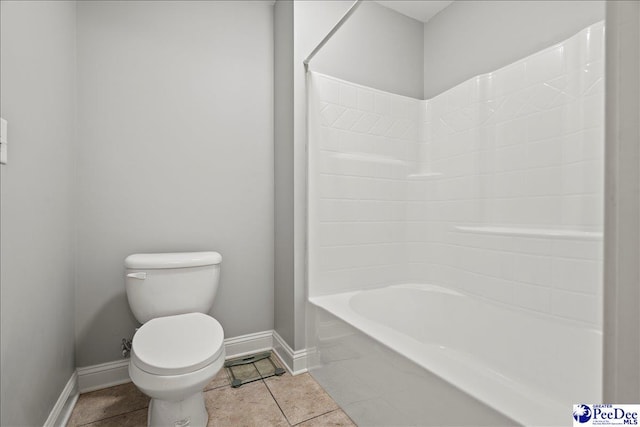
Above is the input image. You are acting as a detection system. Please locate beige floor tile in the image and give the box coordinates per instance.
[81,408,147,427]
[204,382,289,427]
[204,368,231,391]
[264,373,339,425]
[67,382,149,427]
[296,409,356,427]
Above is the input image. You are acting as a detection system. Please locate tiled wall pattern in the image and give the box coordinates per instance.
[412,22,605,326]
[308,22,604,326]
[308,73,420,295]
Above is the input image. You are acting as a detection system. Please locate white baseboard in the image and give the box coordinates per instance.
[272,330,308,375]
[224,330,273,359]
[76,330,282,393]
[44,371,79,427]
[77,359,131,393]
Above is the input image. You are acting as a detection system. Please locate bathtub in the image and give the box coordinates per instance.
[307,284,601,426]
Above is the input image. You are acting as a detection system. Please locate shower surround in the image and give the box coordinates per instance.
[307,22,604,426]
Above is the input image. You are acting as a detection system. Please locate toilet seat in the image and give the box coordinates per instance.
[131,312,224,376]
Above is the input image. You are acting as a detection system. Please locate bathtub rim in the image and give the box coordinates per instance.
[309,283,602,427]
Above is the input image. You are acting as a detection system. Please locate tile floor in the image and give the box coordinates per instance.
[66,365,356,427]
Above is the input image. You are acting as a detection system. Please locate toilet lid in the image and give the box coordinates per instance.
[131,312,224,375]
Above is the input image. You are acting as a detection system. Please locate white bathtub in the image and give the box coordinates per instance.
[308,284,601,426]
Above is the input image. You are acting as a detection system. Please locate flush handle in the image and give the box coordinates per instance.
[126,272,147,280]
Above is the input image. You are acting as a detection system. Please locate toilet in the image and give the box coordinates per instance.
[124,251,225,427]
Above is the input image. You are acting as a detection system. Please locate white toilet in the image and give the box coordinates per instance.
[124,251,225,427]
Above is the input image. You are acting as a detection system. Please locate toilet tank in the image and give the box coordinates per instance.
[125,252,222,324]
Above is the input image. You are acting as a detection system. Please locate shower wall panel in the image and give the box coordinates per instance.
[411,22,604,326]
[308,74,420,296]
[309,22,604,327]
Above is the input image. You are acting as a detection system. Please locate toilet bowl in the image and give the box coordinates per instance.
[124,252,224,427]
[129,313,225,426]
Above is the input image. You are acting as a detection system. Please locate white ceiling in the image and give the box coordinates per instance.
[375,1,453,23]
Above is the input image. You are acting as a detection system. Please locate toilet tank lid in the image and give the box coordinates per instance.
[125,252,222,269]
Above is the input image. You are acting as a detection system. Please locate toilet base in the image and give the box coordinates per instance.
[147,392,208,427]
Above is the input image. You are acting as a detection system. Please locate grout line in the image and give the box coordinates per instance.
[242,351,294,425]
[262,376,293,426]
[204,382,231,392]
[74,406,148,427]
[291,408,342,426]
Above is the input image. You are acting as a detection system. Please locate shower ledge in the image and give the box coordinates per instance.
[454,225,603,240]
[330,152,406,164]
[407,172,443,179]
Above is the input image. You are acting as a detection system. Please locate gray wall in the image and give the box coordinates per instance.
[273,0,424,350]
[274,0,296,347]
[304,1,424,99]
[423,0,605,98]
[604,0,640,403]
[0,1,77,425]
[75,1,274,366]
